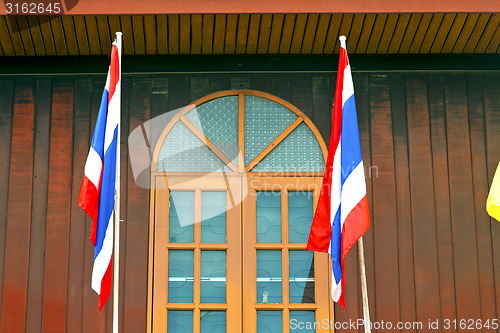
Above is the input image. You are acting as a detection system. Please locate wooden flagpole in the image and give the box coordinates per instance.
[113,31,122,333]
[358,236,371,333]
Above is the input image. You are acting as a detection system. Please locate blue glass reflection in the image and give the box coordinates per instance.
[257,310,283,333]
[290,311,315,333]
[256,191,281,243]
[257,250,282,303]
[168,250,194,303]
[289,251,315,303]
[288,191,313,243]
[201,311,226,333]
[168,310,193,333]
[201,191,227,244]
[169,191,194,243]
[201,251,226,303]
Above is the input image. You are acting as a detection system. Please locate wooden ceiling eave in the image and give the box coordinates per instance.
[0,13,498,56]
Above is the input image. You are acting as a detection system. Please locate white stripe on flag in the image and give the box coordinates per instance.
[91,214,114,294]
[342,64,354,107]
[84,147,103,188]
[104,84,121,151]
[331,271,342,302]
[340,162,367,225]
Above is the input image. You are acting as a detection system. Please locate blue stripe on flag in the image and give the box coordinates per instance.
[94,126,118,259]
[331,207,342,284]
[341,95,362,186]
[90,89,109,158]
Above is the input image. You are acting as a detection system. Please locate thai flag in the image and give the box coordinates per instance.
[306,36,370,310]
[78,40,121,312]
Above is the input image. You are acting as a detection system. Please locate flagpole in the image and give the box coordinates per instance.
[358,236,371,333]
[113,31,122,333]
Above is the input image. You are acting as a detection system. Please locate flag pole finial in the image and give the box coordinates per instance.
[339,35,347,48]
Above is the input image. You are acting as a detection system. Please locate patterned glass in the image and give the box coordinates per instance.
[186,96,239,167]
[256,191,281,243]
[168,250,194,303]
[168,311,193,333]
[257,250,282,303]
[289,251,315,303]
[253,123,324,172]
[157,121,231,172]
[244,96,298,166]
[169,191,194,243]
[288,191,314,243]
[290,311,315,333]
[201,191,227,244]
[257,311,283,333]
[201,251,226,303]
[200,311,226,333]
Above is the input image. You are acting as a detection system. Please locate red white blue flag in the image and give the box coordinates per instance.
[306,36,370,310]
[79,39,121,312]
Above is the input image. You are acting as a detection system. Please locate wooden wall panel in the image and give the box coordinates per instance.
[41,81,74,332]
[0,79,35,333]
[405,75,442,324]
[25,79,52,333]
[0,72,498,332]
[0,79,14,320]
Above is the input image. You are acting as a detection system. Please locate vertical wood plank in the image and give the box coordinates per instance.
[0,17,15,56]
[38,16,56,55]
[268,14,284,54]
[230,77,250,90]
[236,14,249,54]
[289,14,307,54]
[290,74,312,119]
[209,74,231,93]
[123,78,151,333]
[368,74,401,326]
[0,79,14,319]
[144,15,157,55]
[466,74,497,332]
[15,16,35,56]
[51,16,69,55]
[430,13,457,53]
[202,14,215,54]
[25,79,51,333]
[323,13,344,54]
[311,76,331,143]
[355,14,376,54]
[5,17,25,56]
[246,14,261,54]
[388,14,411,53]
[257,14,272,54]
[41,80,74,333]
[213,14,226,55]
[0,79,35,333]
[365,14,388,54]
[120,16,134,55]
[483,74,500,327]
[65,79,92,333]
[73,16,90,55]
[82,79,107,333]
[441,14,467,53]
[96,16,111,55]
[85,16,101,55]
[61,16,79,55]
[179,15,191,54]
[311,14,330,54]
[351,72,376,326]
[419,14,445,54]
[156,15,168,54]
[300,14,319,54]
[444,75,482,321]
[271,76,290,102]
[399,14,423,54]
[249,74,271,93]
[405,75,442,325]
[132,16,146,55]
[452,14,480,53]
[408,13,432,54]
[27,16,45,56]
[279,14,295,54]
[224,14,238,54]
[427,74,457,327]
[377,14,399,54]
[168,15,179,54]
[191,15,202,54]
[463,14,491,53]
[390,74,417,328]
[190,77,209,101]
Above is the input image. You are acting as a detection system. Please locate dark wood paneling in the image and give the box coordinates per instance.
[25,79,51,333]
[123,78,151,332]
[405,75,442,324]
[444,75,482,322]
[369,74,401,326]
[0,79,35,333]
[41,81,74,332]
[390,74,417,328]
[0,79,14,318]
[66,79,92,333]
[0,72,498,332]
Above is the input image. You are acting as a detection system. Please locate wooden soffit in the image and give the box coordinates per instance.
[0,13,499,56]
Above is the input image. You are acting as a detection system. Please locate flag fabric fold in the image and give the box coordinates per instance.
[306,36,370,310]
[79,39,121,312]
[487,162,500,222]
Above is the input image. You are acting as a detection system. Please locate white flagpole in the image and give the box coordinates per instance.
[113,31,122,333]
[358,236,371,333]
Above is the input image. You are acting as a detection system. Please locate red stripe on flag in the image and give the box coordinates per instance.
[98,256,113,313]
[79,175,100,245]
[108,45,120,102]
